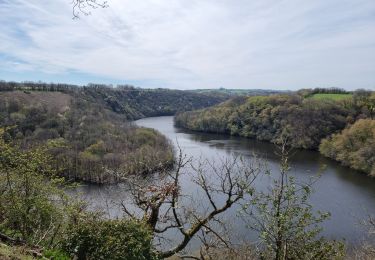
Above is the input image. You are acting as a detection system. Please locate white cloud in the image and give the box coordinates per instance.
[0,0,374,89]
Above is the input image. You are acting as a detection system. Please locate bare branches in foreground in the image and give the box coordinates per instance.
[121,149,262,258]
[71,0,108,18]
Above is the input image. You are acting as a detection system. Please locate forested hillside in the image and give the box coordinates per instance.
[0,91,173,183]
[175,89,375,175]
[0,81,228,120]
[0,81,229,183]
[320,119,375,176]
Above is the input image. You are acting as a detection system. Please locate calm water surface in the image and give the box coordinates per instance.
[77,116,375,246]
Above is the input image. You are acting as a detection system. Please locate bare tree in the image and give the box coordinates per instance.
[71,0,108,19]
[121,148,262,259]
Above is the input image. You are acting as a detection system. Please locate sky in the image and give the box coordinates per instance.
[0,0,374,90]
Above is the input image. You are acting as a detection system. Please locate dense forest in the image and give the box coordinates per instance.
[0,91,173,183]
[0,81,227,183]
[175,88,375,175]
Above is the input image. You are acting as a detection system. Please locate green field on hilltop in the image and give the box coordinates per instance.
[310,93,352,101]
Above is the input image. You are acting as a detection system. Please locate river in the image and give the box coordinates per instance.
[76,116,375,247]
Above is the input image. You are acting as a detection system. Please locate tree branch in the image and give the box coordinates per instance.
[71,0,108,19]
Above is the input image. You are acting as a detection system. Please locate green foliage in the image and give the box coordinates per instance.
[43,249,70,260]
[0,133,161,259]
[320,119,375,176]
[242,145,345,259]
[175,94,355,149]
[299,87,349,98]
[0,130,67,245]
[62,216,159,260]
[310,93,352,101]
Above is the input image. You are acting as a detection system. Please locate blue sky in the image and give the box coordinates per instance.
[0,0,375,90]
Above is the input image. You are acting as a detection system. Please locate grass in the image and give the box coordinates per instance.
[310,93,352,101]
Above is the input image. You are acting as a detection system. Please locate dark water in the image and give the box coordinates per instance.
[77,116,375,247]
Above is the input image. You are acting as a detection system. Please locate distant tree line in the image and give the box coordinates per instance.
[311,87,349,94]
[0,81,227,120]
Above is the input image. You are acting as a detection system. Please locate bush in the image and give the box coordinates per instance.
[0,131,67,245]
[62,217,159,260]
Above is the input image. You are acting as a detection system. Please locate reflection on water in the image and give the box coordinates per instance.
[77,116,375,246]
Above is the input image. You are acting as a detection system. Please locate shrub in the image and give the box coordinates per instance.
[62,217,159,260]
